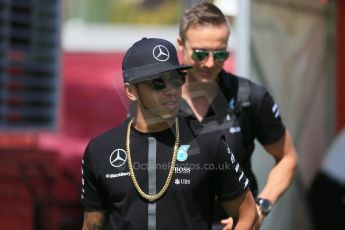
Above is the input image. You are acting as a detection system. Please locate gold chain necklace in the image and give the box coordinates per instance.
[126,118,179,202]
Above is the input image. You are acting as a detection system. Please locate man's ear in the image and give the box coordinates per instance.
[125,83,138,102]
[177,36,183,52]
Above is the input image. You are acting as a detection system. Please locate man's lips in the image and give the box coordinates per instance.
[198,69,213,78]
[162,98,179,110]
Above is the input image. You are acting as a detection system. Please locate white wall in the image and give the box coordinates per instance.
[250,1,337,229]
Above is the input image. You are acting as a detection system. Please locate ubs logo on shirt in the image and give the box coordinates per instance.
[109,149,127,168]
[174,178,190,185]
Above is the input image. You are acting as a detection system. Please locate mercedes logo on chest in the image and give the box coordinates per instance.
[109,149,127,168]
[153,45,169,61]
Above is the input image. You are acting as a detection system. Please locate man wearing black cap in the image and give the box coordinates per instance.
[81,37,259,230]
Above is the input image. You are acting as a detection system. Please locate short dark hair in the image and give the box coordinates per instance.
[179,2,230,43]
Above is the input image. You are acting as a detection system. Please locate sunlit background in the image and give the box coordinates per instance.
[0,0,343,229]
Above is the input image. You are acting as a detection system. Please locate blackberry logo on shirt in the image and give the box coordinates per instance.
[109,149,127,168]
[177,145,190,162]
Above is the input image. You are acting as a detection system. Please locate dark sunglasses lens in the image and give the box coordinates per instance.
[214,51,229,60]
[149,78,166,91]
[170,74,186,88]
[148,72,186,91]
[179,73,186,84]
[192,50,209,61]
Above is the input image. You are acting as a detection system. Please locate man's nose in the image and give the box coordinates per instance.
[163,80,179,95]
[203,54,215,68]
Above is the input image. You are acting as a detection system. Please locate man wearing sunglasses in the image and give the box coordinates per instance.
[81,37,259,230]
[177,2,298,228]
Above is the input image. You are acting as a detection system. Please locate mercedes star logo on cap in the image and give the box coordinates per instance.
[153,45,169,61]
[109,149,127,168]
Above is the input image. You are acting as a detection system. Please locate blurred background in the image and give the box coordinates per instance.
[0,0,343,229]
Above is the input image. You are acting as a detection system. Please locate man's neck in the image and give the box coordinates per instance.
[182,79,219,121]
[132,113,175,133]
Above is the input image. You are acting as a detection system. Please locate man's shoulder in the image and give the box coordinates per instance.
[219,70,262,89]
[219,70,267,102]
[179,115,225,148]
[89,120,128,146]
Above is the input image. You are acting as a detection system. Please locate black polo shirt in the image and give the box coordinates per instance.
[81,116,249,230]
[180,70,286,196]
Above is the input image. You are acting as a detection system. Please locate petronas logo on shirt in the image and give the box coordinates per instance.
[177,145,190,162]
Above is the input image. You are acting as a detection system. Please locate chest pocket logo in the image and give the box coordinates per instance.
[109,149,127,168]
[177,145,190,162]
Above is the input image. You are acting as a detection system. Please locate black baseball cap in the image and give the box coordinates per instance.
[122,37,192,83]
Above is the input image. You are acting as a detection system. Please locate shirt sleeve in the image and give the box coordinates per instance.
[81,140,107,211]
[252,86,286,145]
[212,137,250,202]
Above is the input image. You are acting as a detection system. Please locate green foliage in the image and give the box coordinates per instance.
[83,0,183,25]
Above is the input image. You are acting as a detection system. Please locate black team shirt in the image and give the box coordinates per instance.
[180,71,286,196]
[81,116,249,230]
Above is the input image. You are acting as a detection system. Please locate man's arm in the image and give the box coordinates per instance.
[82,210,107,230]
[258,129,298,219]
[221,189,259,230]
